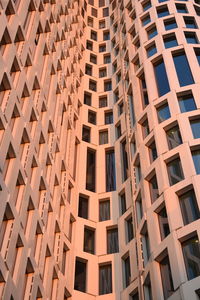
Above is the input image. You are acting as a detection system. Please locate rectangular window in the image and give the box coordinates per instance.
[141,118,150,138]
[190,118,200,138]
[149,174,159,203]
[84,227,95,254]
[147,25,157,39]
[88,110,96,125]
[139,73,149,107]
[120,192,126,215]
[121,140,129,182]
[154,59,170,96]
[184,31,199,44]
[82,126,91,142]
[99,96,107,107]
[157,5,169,18]
[184,17,198,28]
[103,31,110,40]
[143,274,153,300]
[107,228,119,254]
[157,102,171,123]
[84,92,91,106]
[89,80,97,91]
[178,92,196,112]
[99,199,110,221]
[126,216,134,243]
[167,157,184,186]
[103,7,109,17]
[166,125,182,149]
[192,149,200,174]
[173,52,194,87]
[74,259,87,292]
[104,80,112,91]
[157,206,170,240]
[99,264,112,295]
[78,195,88,219]
[146,43,157,57]
[142,14,151,26]
[194,48,200,65]
[160,255,174,299]
[86,149,96,192]
[105,111,113,124]
[164,18,177,30]
[163,34,178,48]
[99,130,108,144]
[106,150,116,192]
[182,236,200,280]
[179,189,200,225]
[148,140,158,162]
[141,227,151,266]
[136,194,143,224]
[116,123,121,139]
[123,255,131,288]
[176,3,188,13]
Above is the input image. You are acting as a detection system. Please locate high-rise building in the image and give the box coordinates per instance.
[1,0,200,299]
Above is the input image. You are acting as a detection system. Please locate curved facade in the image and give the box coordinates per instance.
[1,0,200,299]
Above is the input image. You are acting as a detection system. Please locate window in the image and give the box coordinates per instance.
[154,59,170,96]
[190,118,200,138]
[104,80,112,91]
[99,264,112,295]
[157,206,170,240]
[142,1,152,11]
[163,34,178,48]
[89,0,94,5]
[141,118,150,138]
[82,126,91,142]
[139,73,149,107]
[164,18,177,30]
[74,259,87,292]
[105,111,113,124]
[103,31,110,40]
[184,17,198,28]
[118,102,123,115]
[103,7,109,17]
[159,255,174,299]
[99,199,110,221]
[123,255,131,288]
[86,40,93,50]
[192,149,200,174]
[135,158,142,185]
[194,48,200,65]
[179,189,200,225]
[99,68,107,78]
[157,5,169,18]
[91,30,97,41]
[157,103,171,123]
[90,54,97,64]
[136,194,143,224]
[99,130,108,144]
[107,228,119,254]
[99,96,107,107]
[84,227,95,254]
[184,31,199,44]
[166,125,182,149]
[182,236,200,280]
[121,140,129,182]
[130,291,139,300]
[84,92,91,106]
[167,157,184,186]
[142,14,151,26]
[147,25,157,39]
[85,64,92,76]
[149,174,159,203]
[91,7,97,17]
[88,110,96,125]
[146,43,157,57]
[148,140,158,162]
[99,0,105,7]
[86,149,96,192]
[176,3,188,13]
[141,226,150,266]
[88,17,93,27]
[89,80,97,91]
[116,123,122,139]
[143,274,153,300]
[126,216,134,243]
[178,92,196,112]
[99,43,106,52]
[106,150,116,192]
[120,192,126,215]
[104,54,111,64]
[78,195,88,219]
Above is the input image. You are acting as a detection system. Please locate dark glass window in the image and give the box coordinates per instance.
[99,96,107,107]
[74,259,87,292]
[89,80,97,91]
[123,255,131,288]
[84,227,95,254]
[107,228,119,254]
[106,150,116,192]
[149,174,159,203]
[86,149,96,192]
[130,291,139,300]
[166,125,182,149]
[167,157,184,186]
[147,26,157,39]
[99,130,108,144]
[192,149,200,174]
[136,194,143,224]
[142,14,151,26]
[99,68,107,78]
[104,80,112,91]
[194,48,200,65]
[164,18,177,30]
[179,189,200,225]
[78,195,88,219]
[121,140,129,182]
[143,1,152,11]
[99,43,106,52]
[173,52,194,87]
[105,111,113,124]
[84,92,91,106]
[103,31,110,40]
[91,30,97,41]
[82,126,90,142]
[90,54,97,64]
[104,54,111,64]
[190,119,200,138]
[99,200,110,221]
[103,7,109,17]
[184,17,198,28]
[143,274,153,300]
[88,110,96,125]
[142,118,150,138]
[85,64,92,76]
[157,5,169,18]
[176,3,188,13]
[157,103,171,123]
[126,216,134,243]
[160,255,174,299]
[154,59,170,96]
[178,92,196,112]
[157,206,170,240]
[91,7,97,17]
[116,123,121,139]
[146,43,157,57]
[141,228,150,265]
[99,264,112,295]
[86,40,93,50]
[184,31,199,44]
[139,73,149,107]
[149,140,158,162]
[163,34,178,48]
[120,192,126,215]
[182,236,200,280]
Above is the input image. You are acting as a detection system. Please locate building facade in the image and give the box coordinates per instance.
[1,0,200,299]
